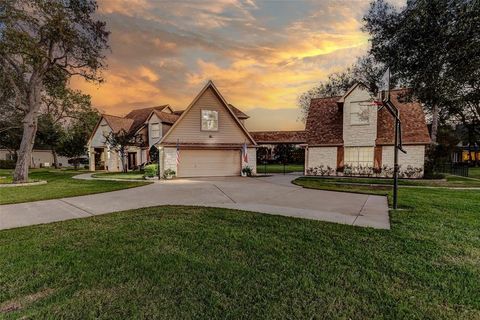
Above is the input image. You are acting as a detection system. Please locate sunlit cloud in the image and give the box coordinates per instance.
[72,0,378,130]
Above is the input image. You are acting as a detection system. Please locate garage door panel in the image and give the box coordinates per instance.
[178,150,240,177]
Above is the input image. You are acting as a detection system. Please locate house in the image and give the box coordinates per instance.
[304,83,431,177]
[87,81,257,177]
[0,148,71,168]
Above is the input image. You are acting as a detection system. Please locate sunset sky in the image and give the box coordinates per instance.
[72,0,402,131]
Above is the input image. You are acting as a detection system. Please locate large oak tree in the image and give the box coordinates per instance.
[0,0,109,182]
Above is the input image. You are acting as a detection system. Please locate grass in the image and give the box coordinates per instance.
[293,175,480,194]
[0,169,150,205]
[1,187,479,319]
[470,167,480,179]
[256,163,304,174]
[92,171,145,180]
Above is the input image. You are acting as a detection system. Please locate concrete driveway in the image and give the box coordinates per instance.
[0,174,389,230]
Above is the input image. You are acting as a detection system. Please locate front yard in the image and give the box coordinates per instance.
[0,169,150,205]
[1,183,479,318]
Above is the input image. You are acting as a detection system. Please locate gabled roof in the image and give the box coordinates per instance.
[305,86,431,146]
[125,105,171,133]
[228,104,249,119]
[102,114,134,133]
[151,109,180,125]
[306,96,344,146]
[250,130,306,144]
[159,80,256,145]
[376,89,431,145]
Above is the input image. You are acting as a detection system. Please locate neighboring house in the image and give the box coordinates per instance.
[304,83,431,177]
[0,149,71,168]
[87,81,257,177]
[250,131,306,161]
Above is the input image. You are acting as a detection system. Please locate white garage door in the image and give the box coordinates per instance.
[178,149,241,177]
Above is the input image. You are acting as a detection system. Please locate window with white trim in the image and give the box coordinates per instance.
[151,123,160,139]
[350,102,370,125]
[201,110,218,131]
[344,147,374,167]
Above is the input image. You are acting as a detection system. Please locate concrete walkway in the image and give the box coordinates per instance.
[0,174,390,230]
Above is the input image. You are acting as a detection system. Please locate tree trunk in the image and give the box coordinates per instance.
[430,104,439,144]
[13,110,38,183]
[13,80,42,183]
[52,148,59,169]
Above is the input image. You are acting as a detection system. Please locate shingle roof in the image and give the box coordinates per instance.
[305,96,344,145]
[250,130,306,144]
[305,89,431,146]
[102,114,134,133]
[125,105,170,133]
[376,89,431,145]
[152,109,180,124]
[228,104,249,119]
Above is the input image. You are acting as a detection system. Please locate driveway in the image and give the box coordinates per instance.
[0,174,389,230]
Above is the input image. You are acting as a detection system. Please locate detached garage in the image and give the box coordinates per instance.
[177,149,241,177]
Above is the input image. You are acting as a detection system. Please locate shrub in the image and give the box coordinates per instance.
[242,166,253,177]
[0,160,15,169]
[143,164,158,178]
[163,168,176,179]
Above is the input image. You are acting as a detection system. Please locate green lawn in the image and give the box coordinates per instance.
[470,167,480,179]
[1,185,479,318]
[0,169,150,205]
[256,163,304,174]
[92,171,145,180]
[293,175,480,194]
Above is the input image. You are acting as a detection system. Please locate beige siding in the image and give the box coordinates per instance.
[91,118,111,147]
[343,86,377,147]
[163,87,250,144]
[177,149,241,177]
[148,113,162,147]
[306,147,337,174]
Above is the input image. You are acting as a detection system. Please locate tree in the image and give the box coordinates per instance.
[273,144,295,164]
[57,109,100,169]
[298,54,388,121]
[363,0,480,144]
[104,130,144,173]
[36,114,65,168]
[0,0,109,183]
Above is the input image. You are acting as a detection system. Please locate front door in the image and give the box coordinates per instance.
[128,152,137,170]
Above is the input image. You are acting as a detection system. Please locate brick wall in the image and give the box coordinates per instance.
[306,147,337,174]
[382,145,425,175]
[163,147,177,174]
[343,86,377,147]
[244,148,257,175]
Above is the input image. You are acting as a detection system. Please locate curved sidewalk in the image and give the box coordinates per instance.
[0,174,390,231]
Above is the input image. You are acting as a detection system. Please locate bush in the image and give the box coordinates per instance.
[0,160,15,169]
[242,166,253,177]
[163,168,176,179]
[143,164,158,178]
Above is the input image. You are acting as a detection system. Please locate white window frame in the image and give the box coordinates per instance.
[151,123,160,139]
[350,102,370,125]
[344,147,374,168]
[201,109,219,131]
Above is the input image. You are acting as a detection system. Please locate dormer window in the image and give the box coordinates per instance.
[350,102,370,125]
[151,123,160,139]
[201,110,218,131]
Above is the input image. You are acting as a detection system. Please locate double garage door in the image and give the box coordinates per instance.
[177,149,241,178]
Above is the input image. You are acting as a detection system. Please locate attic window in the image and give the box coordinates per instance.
[151,123,160,139]
[350,102,370,125]
[201,110,218,131]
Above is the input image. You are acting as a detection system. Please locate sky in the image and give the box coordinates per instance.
[71,0,397,131]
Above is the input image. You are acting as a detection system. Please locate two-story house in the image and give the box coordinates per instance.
[87,81,257,177]
[304,83,431,177]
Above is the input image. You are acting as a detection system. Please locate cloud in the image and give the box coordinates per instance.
[72,0,374,130]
